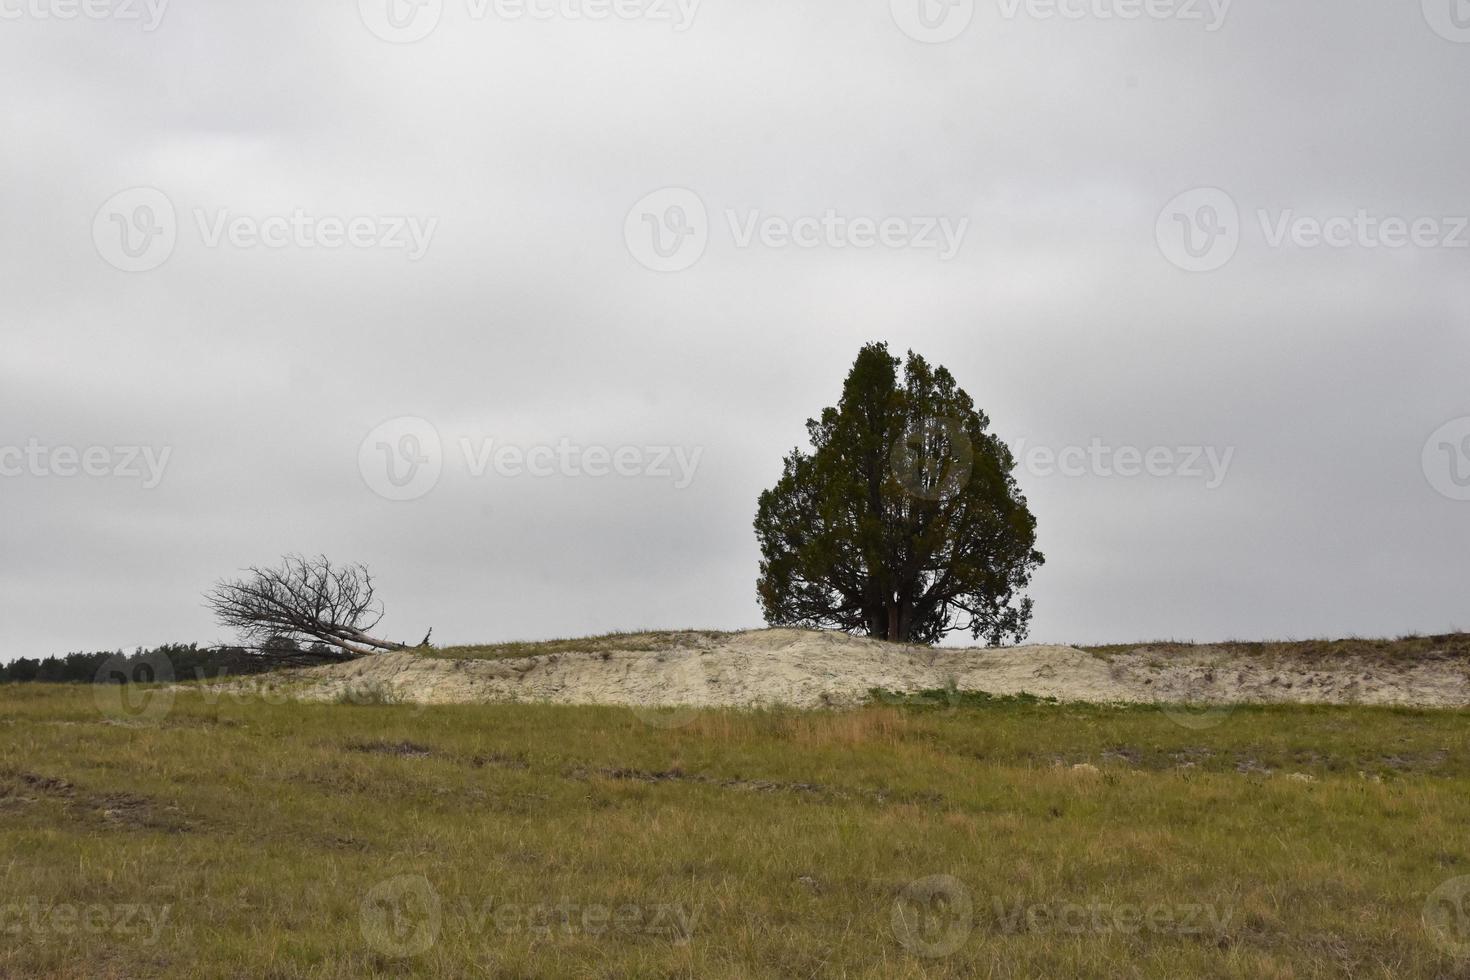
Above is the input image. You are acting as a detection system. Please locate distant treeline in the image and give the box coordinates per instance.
[0,642,336,685]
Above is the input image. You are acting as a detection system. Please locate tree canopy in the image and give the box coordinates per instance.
[755,343,1043,645]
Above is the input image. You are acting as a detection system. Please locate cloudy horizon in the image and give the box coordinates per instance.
[3,0,1468,660]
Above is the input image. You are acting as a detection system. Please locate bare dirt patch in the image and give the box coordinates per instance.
[0,769,191,831]
[346,739,435,758]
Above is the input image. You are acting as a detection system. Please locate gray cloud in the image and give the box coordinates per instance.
[3,0,1468,657]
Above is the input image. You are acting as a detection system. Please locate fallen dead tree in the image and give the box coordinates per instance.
[205,554,429,664]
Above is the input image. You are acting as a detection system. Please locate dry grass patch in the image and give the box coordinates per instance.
[427,629,734,662]
[1081,632,1470,665]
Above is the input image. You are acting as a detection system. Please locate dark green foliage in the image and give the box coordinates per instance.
[755,342,1043,645]
[0,643,325,685]
[3,657,41,682]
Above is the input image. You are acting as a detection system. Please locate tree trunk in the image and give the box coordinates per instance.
[885,602,909,643]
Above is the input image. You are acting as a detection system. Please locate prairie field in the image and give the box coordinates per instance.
[3,671,1470,978]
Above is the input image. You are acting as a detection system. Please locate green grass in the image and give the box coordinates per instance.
[427,629,736,662]
[3,682,1470,977]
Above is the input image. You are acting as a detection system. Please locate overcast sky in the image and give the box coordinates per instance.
[2,0,1468,659]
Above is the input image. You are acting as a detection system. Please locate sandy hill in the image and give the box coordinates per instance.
[281,628,1470,711]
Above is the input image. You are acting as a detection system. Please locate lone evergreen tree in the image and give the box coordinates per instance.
[755,343,1043,645]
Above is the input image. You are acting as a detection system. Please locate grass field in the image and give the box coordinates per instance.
[3,678,1470,978]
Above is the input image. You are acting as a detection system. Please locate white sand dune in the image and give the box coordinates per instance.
[283,628,1470,710]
